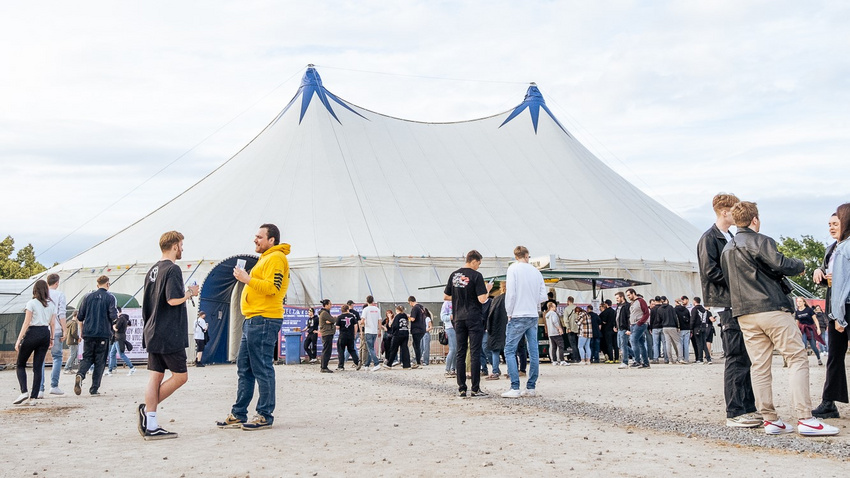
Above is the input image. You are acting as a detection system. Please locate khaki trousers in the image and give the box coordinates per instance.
[737,310,812,421]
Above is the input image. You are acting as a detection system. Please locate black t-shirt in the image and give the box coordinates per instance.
[409,303,426,333]
[142,260,189,354]
[795,306,815,325]
[392,313,410,336]
[443,267,486,322]
[336,313,359,338]
[306,314,319,332]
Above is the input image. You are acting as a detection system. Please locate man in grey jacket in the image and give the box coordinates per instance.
[721,201,837,437]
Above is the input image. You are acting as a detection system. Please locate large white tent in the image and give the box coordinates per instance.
[8,66,702,360]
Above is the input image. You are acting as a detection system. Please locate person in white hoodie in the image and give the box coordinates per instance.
[501,246,547,398]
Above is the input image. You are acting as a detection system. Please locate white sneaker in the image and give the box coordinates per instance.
[105,371,113,376]
[561,361,570,366]
[797,418,839,436]
[764,419,795,435]
[37,391,44,399]
[520,389,538,397]
[618,363,628,369]
[128,368,136,376]
[501,388,522,398]
[49,387,65,396]
[371,364,382,372]
[552,361,559,366]
[13,392,28,405]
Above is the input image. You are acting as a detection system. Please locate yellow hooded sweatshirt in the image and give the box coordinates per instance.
[241,243,290,319]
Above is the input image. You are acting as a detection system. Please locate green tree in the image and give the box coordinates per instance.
[777,235,826,298]
[0,235,49,279]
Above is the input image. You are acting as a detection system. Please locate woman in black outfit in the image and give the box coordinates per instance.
[14,280,56,405]
[303,308,319,363]
[813,212,847,419]
[382,309,394,365]
[386,305,411,369]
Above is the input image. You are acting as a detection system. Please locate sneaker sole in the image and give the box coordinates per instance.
[217,423,245,429]
[812,411,840,419]
[798,430,839,436]
[241,425,272,431]
[144,433,178,441]
[74,376,82,396]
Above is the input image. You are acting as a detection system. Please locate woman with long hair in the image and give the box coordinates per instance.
[386,305,411,369]
[576,307,592,365]
[14,280,56,405]
[794,297,823,365]
[814,208,850,418]
[382,309,394,365]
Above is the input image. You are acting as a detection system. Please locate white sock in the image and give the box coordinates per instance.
[146,411,158,431]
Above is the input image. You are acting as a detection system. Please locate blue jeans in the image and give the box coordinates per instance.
[491,349,503,374]
[364,333,379,366]
[630,324,649,366]
[651,329,665,362]
[618,330,632,364]
[680,330,691,362]
[232,316,282,424]
[421,332,431,365]
[41,332,64,391]
[504,317,540,390]
[445,328,457,372]
[578,336,591,360]
[108,341,133,372]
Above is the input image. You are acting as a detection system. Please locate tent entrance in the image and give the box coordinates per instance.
[198,254,258,364]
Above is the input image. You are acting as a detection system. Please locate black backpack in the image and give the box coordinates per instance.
[438,329,449,345]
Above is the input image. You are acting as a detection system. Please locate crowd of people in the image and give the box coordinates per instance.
[10,199,850,440]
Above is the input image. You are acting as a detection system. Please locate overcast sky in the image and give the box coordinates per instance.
[1,1,848,265]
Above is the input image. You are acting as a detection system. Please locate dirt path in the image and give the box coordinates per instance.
[1,357,847,477]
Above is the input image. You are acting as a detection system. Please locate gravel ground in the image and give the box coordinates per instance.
[1,354,848,477]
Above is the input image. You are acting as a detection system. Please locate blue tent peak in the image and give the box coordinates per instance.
[499,84,570,136]
[272,65,367,126]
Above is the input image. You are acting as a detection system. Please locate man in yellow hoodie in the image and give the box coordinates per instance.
[217,224,290,431]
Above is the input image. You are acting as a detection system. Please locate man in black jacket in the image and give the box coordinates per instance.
[697,193,760,428]
[408,296,427,368]
[720,201,837,436]
[615,292,631,369]
[690,297,712,364]
[75,275,118,396]
[675,296,692,363]
[600,300,618,363]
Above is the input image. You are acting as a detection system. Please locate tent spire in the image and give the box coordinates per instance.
[499,83,569,136]
[270,66,367,126]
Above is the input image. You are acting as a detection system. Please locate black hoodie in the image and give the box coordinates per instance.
[657,303,678,328]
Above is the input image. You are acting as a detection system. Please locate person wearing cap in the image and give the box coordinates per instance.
[675,296,692,363]
[658,296,681,364]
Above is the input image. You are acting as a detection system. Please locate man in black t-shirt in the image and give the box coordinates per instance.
[139,231,198,441]
[336,305,361,371]
[443,250,493,398]
[408,296,427,368]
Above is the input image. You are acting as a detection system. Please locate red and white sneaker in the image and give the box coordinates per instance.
[797,418,839,436]
[763,419,794,435]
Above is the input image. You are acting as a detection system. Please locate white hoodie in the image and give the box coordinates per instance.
[505,261,547,318]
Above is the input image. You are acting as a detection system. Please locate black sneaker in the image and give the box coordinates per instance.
[137,404,146,437]
[74,375,82,395]
[457,391,467,399]
[320,368,333,373]
[812,400,840,419]
[629,363,640,368]
[641,364,650,369]
[470,390,489,398]
[144,427,178,441]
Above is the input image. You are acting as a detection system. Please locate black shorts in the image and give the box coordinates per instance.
[147,350,188,374]
[195,339,206,352]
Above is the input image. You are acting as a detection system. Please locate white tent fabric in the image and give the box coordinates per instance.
[45,67,702,307]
